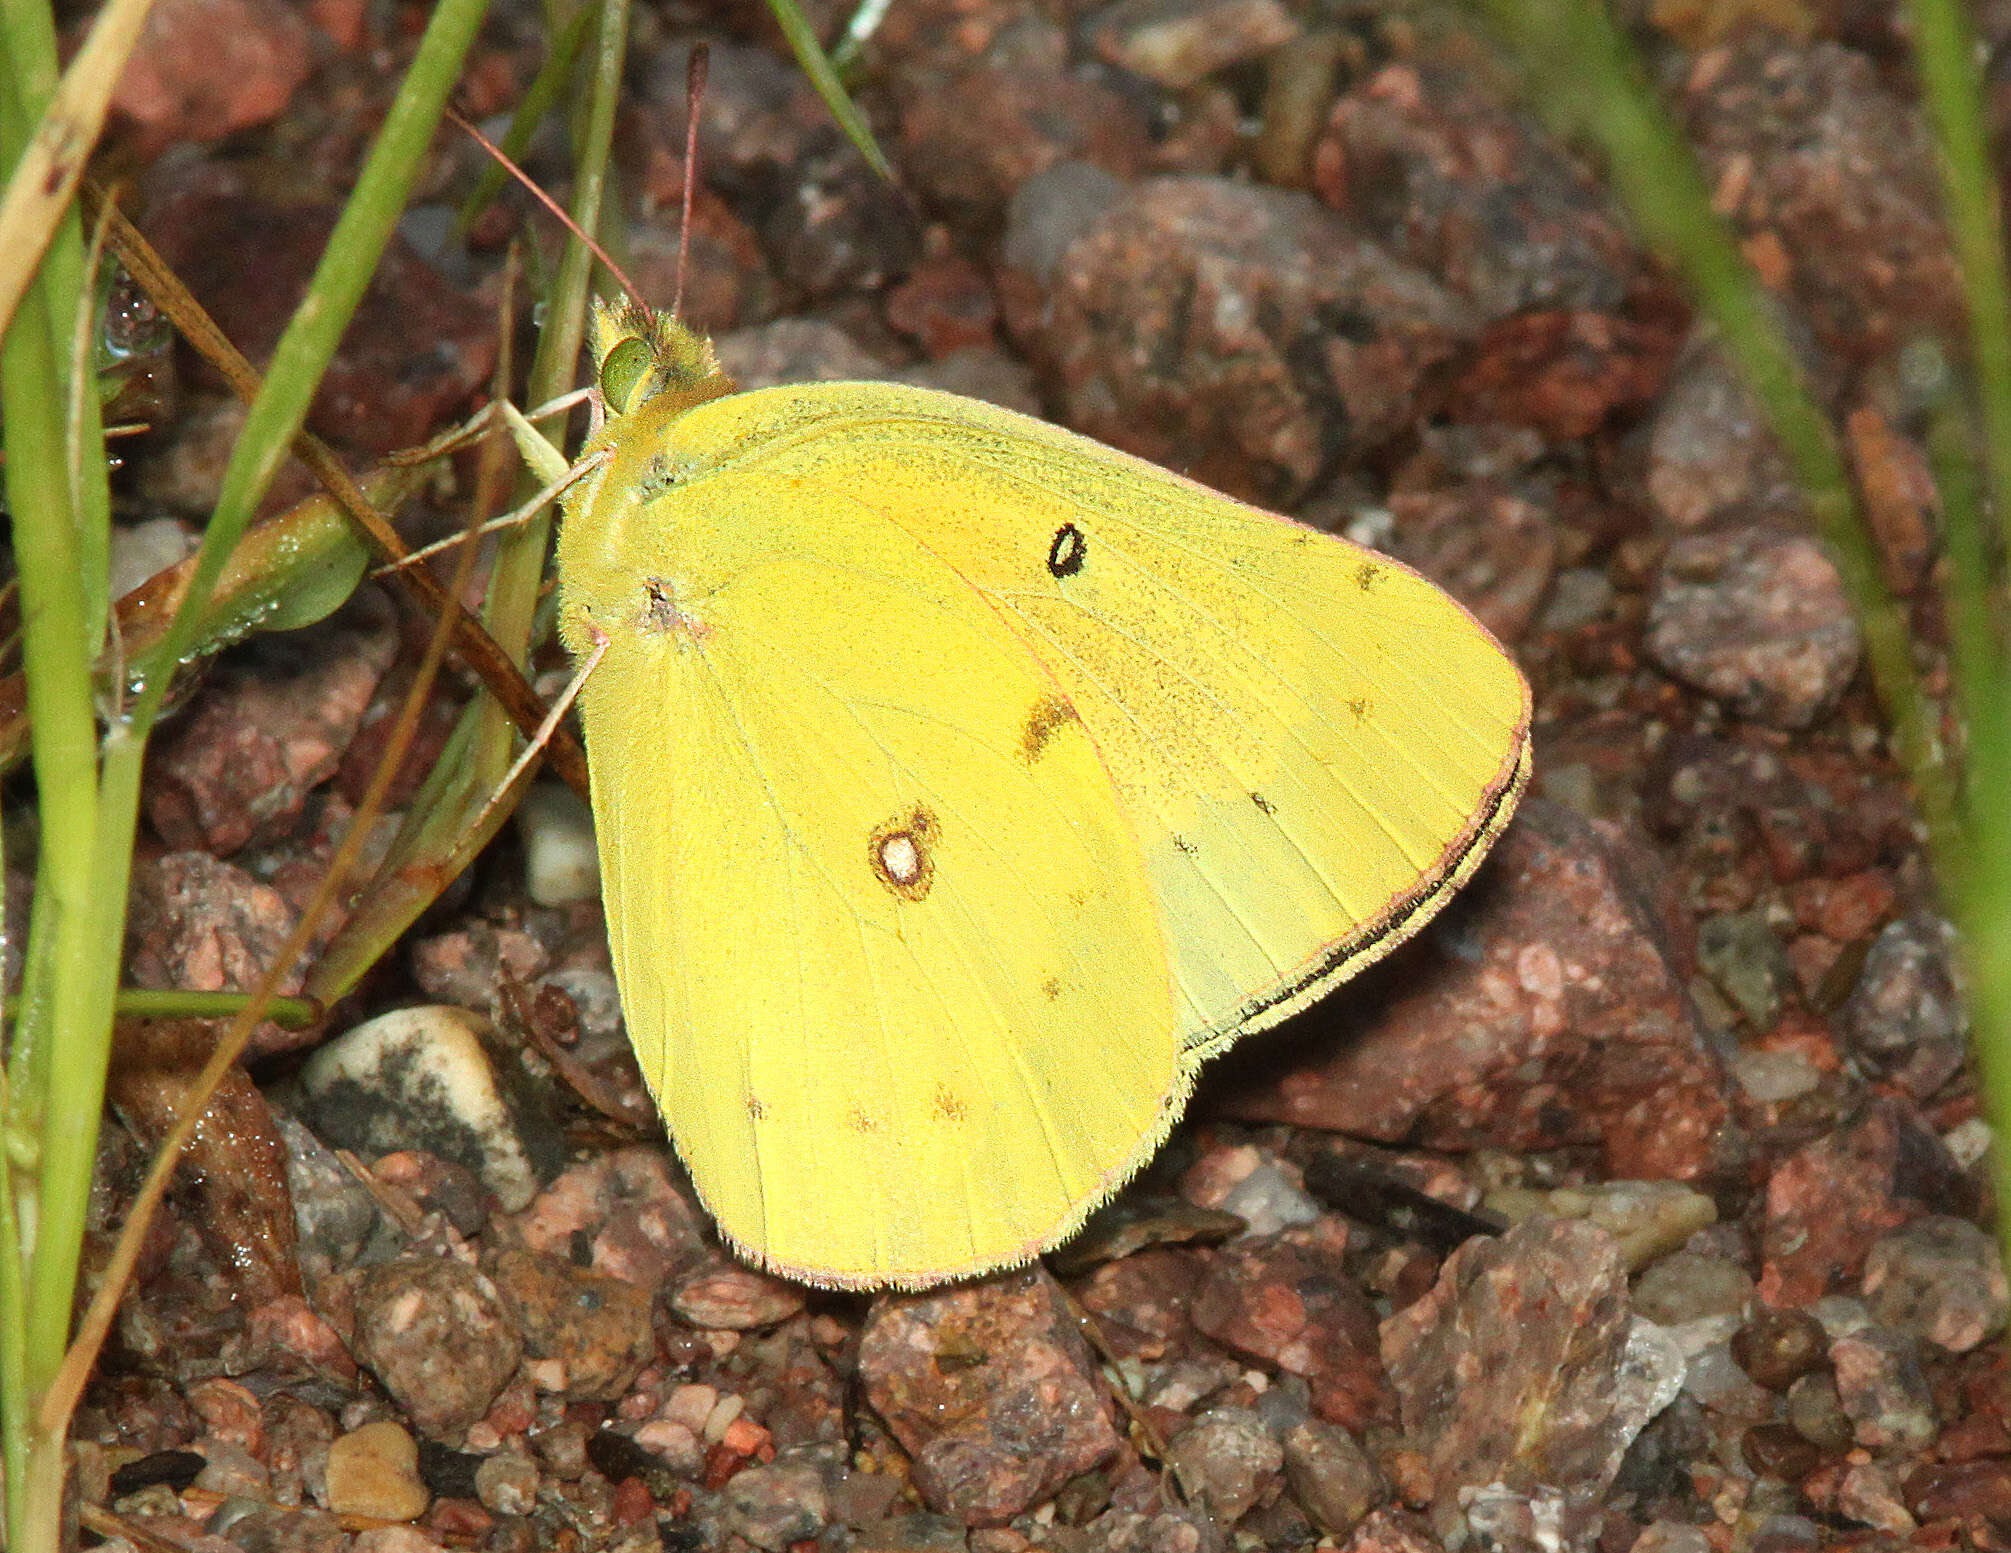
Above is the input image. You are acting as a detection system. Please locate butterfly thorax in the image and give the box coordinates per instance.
[557,299,737,660]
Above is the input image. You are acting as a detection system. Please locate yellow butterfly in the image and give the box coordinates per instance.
[555,297,1531,1289]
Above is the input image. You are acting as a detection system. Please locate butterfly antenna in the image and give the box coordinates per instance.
[446,107,649,311]
[671,42,709,323]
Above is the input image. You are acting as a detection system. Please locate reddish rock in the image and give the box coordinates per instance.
[1382,1219,1682,1545]
[1641,729,1916,900]
[1162,1407,1283,1524]
[1644,529,1861,730]
[123,852,312,1060]
[667,1257,806,1332]
[1076,1505,1226,1550]
[140,171,498,451]
[1683,38,1961,364]
[1831,1328,1938,1452]
[500,1148,710,1292]
[264,1392,337,1490]
[1862,1217,2009,1354]
[894,344,1043,414]
[112,0,311,151]
[873,0,1149,231]
[1087,0,1297,89]
[1643,336,1804,533]
[1759,1098,1972,1307]
[634,38,832,189]
[715,1444,839,1547]
[1189,1224,1389,1430]
[352,1258,522,1438]
[859,1268,1120,1525]
[1931,1376,2011,1464]
[1905,1459,2011,1525]
[371,1152,491,1240]
[1343,1508,1446,1553]
[1312,60,1639,322]
[1787,869,1898,943]
[1838,915,1969,1102]
[1450,308,1681,442]
[1072,1247,1209,1362]
[239,1294,356,1383]
[185,1379,266,1459]
[769,143,923,300]
[1284,1416,1389,1536]
[1213,801,1732,1183]
[488,1248,655,1403]
[1001,171,1475,506]
[146,614,398,857]
[886,243,1000,358]
[715,317,887,390]
[407,923,551,1023]
[308,0,366,50]
[1179,1140,1320,1236]
[611,1473,656,1525]
[610,173,778,339]
[1385,484,1558,644]
[612,105,780,332]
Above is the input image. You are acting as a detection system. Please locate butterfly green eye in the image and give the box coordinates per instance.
[599,336,655,417]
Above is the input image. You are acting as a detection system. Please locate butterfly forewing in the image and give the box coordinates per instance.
[568,466,1186,1288]
[642,382,1532,1049]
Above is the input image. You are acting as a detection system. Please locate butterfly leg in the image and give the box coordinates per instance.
[384,385,596,469]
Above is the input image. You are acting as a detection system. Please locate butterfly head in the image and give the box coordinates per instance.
[590,295,735,420]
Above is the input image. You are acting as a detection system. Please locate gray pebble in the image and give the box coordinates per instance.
[1862,1215,2008,1353]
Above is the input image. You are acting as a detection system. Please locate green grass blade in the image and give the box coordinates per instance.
[455,2,597,238]
[764,0,894,181]
[23,0,495,1384]
[125,0,494,723]
[473,0,628,786]
[1907,0,2011,570]
[1904,0,2011,1267]
[1471,0,1957,872]
[0,0,162,345]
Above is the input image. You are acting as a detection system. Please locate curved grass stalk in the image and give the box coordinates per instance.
[0,0,493,1540]
[1474,0,2011,1285]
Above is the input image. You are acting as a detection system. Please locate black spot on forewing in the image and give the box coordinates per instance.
[1356,561,1384,591]
[1047,523,1087,578]
[1251,792,1275,814]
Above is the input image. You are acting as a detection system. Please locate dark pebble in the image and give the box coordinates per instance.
[1730,1309,1829,1390]
[1741,1423,1823,1481]
[588,1428,683,1500]
[417,1440,484,1500]
[110,1449,209,1496]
